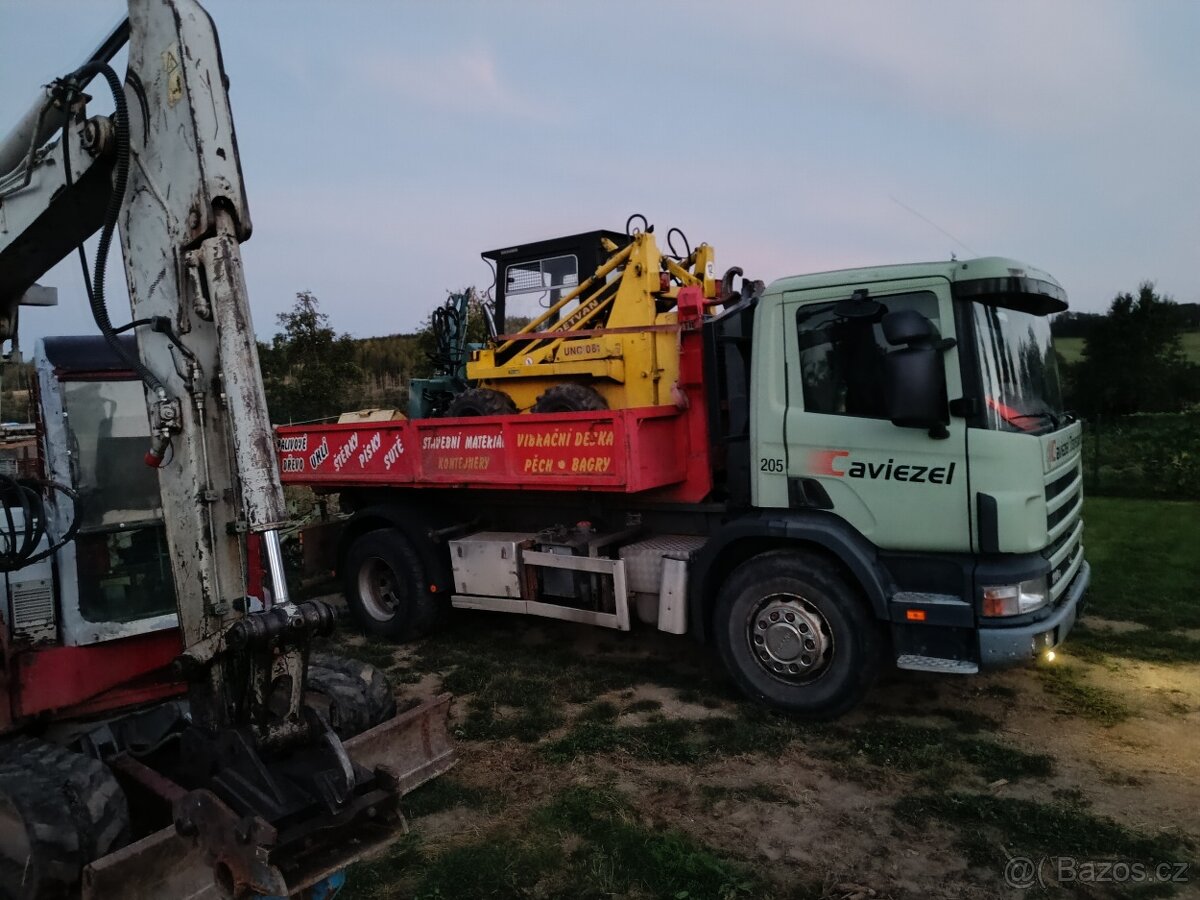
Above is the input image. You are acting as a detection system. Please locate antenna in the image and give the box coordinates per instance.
[889,195,977,257]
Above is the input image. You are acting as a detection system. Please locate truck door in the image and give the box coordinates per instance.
[776,278,971,553]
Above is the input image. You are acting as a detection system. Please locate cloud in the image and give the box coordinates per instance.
[707,1,1170,139]
[348,45,554,122]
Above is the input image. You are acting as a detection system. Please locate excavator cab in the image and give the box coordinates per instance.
[25,336,177,640]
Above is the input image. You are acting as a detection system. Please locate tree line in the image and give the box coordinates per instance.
[259,282,1200,425]
[257,289,502,424]
[1058,283,1200,417]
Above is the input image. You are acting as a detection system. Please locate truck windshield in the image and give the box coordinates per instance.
[972,303,1065,433]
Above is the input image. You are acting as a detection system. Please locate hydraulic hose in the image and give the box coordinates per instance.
[83,65,168,399]
[667,227,691,261]
[0,476,78,572]
[56,62,166,400]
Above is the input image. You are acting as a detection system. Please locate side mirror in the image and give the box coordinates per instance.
[881,310,953,438]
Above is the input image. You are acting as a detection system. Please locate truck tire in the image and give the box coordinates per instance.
[0,765,82,900]
[309,652,397,735]
[713,550,880,718]
[445,388,516,417]
[531,384,608,413]
[342,528,442,641]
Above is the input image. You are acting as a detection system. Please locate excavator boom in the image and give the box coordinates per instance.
[0,2,454,895]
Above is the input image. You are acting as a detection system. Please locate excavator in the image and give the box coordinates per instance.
[0,2,453,897]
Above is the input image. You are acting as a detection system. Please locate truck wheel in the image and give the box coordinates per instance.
[713,550,879,718]
[309,652,397,733]
[343,528,441,641]
[531,384,608,413]
[445,388,516,417]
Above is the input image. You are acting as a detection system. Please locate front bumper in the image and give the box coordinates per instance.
[978,560,1089,668]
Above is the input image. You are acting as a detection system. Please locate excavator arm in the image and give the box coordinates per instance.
[0,2,453,896]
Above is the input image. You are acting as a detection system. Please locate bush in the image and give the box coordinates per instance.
[1082,412,1200,499]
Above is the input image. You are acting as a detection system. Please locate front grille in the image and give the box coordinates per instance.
[1045,461,1082,535]
[1045,463,1079,502]
[1045,459,1084,604]
[1047,494,1082,532]
[1044,523,1075,561]
[1049,539,1083,601]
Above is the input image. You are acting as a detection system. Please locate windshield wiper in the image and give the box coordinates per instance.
[986,397,1060,431]
[1007,411,1057,426]
[1000,410,1059,431]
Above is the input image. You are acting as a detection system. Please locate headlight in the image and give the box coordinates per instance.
[981,576,1048,617]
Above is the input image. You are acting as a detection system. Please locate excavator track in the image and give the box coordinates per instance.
[0,738,130,899]
[0,764,82,900]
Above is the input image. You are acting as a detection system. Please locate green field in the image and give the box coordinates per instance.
[1056,329,1200,364]
[1069,496,1200,663]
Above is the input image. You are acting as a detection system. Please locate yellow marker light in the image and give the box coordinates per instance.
[1045,650,1057,663]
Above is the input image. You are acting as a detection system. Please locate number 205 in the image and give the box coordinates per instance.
[760,458,785,473]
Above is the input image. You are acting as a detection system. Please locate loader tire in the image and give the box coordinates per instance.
[310,652,397,729]
[445,388,516,417]
[0,738,129,894]
[0,764,84,900]
[531,383,608,413]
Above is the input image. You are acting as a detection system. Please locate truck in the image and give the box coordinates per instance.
[278,225,1090,717]
[0,3,453,897]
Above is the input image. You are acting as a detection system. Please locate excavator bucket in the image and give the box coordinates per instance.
[80,694,456,899]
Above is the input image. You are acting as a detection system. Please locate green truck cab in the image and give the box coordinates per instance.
[712,256,1086,707]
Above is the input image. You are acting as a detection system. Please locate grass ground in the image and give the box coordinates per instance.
[1070,497,1200,666]
[322,496,1199,899]
[1055,330,1200,365]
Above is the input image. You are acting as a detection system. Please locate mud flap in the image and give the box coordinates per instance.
[81,694,456,899]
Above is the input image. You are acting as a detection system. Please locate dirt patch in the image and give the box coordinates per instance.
[1086,616,1150,634]
[329,610,1198,899]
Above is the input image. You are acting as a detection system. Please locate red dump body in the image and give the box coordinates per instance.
[277,404,711,503]
[276,286,714,503]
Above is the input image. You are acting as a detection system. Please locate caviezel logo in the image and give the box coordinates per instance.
[808,449,956,485]
[1046,431,1082,467]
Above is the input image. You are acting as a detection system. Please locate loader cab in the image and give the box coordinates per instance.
[27,335,177,647]
[481,229,629,348]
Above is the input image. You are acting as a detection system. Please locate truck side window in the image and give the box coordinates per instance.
[795,291,941,418]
